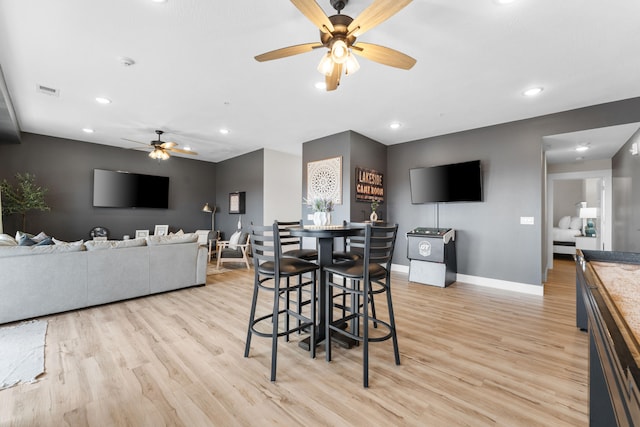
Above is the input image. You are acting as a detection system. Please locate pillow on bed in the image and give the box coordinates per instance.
[558,216,571,229]
[569,216,582,230]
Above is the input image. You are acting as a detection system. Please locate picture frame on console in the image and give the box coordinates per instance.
[154,225,169,236]
[135,229,149,238]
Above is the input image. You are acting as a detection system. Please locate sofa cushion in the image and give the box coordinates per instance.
[0,244,85,258]
[145,233,198,246]
[84,238,147,251]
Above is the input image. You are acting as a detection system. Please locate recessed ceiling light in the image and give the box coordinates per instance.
[183,146,192,151]
[151,0,167,3]
[82,128,94,133]
[523,87,543,97]
[315,81,327,90]
[219,128,230,135]
[389,122,402,130]
[95,97,111,104]
[494,0,516,4]
[576,145,590,152]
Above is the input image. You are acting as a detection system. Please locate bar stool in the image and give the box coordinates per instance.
[244,222,319,382]
[275,220,318,261]
[324,223,400,387]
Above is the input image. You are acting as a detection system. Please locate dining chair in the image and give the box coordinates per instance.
[244,222,320,382]
[275,220,318,261]
[323,223,400,387]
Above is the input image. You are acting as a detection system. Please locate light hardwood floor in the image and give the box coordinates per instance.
[1,259,587,426]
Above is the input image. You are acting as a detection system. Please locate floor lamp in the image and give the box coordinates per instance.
[202,203,216,231]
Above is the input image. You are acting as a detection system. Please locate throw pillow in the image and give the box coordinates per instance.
[0,234,17,246]
[53,238,84,246]
[18,235,37,246]
[15,231,34,241]
[32,231,49,243]
[557,216,571,229]
[35,236,54,246]
[569,216,582,230]
[228,231,241,250]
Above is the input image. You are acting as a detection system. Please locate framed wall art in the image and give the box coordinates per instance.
[229,191,246,214]
[306,156,342,204]
[154,225,169,236]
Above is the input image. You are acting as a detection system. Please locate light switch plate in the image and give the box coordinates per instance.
[520,216,534,225]
[307,213,314,221]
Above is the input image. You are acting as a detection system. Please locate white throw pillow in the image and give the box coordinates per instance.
[53,238,84,246]
[228,231,241,250]
[0,234,17,246]
[558,216,571,229]
[569,216,582,230]
[145,233,197,246]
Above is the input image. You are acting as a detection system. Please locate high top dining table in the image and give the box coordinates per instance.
[288,224,364,350]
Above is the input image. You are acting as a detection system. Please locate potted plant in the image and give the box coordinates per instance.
[370,200,379,222]
[305,197,333,226]
[0,172,50,232]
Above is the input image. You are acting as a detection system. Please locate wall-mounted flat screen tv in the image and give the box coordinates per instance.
[93,169,169,208]
[409,160,483,204]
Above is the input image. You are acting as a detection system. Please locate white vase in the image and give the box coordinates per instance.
[313,211,331,226]
[370,211,378,222]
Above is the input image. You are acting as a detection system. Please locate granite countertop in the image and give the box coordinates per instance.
[591,261,640,364]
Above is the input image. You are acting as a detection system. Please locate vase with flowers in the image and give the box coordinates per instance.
[305,197,334,226]
[370,200,379,222]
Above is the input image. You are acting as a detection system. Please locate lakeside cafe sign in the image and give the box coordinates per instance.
[356,167,384,202]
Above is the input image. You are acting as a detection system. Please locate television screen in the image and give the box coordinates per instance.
[93,169,169,208]
[410,160,482,203]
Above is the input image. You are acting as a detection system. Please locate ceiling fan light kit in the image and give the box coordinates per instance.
[125,129,198,160]
[255,0,416,91]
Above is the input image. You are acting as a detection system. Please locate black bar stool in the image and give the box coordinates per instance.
[244,222,320,382]
[324,223,400,387]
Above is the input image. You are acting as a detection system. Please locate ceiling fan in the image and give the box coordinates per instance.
[124,130,198,160]
[255,0,416,91]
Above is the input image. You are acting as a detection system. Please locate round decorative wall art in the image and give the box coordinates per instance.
[307,156,342,204]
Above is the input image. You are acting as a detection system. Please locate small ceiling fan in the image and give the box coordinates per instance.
[255,0,416,91]
[124,130,198,160]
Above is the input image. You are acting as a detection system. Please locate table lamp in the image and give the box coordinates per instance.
[579,207,598,237]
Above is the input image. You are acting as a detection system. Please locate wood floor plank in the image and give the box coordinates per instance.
[0,259,588,426]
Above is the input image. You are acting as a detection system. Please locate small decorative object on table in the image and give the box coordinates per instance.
[370,200,379,222]
[305,197,333,226]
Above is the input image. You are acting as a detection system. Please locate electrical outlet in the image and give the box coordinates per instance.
[307,213,314,221]
[520,216,534,225]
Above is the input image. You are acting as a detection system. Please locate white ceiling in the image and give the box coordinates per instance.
[1,0,640,163]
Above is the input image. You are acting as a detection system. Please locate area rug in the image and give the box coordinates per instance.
[0,320,48,390]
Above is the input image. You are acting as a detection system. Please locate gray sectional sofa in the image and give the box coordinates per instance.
[0,234,208,324]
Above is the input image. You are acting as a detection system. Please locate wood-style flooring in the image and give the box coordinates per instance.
[1,259,587,426]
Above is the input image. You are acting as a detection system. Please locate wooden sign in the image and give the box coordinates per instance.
[356,167,384,202]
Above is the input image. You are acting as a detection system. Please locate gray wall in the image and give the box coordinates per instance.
[553,180,584,224]
[350,132,387,222]
[215,149,264,238]
[388,97,640,287]
[612,127,640,251]
[302,131,351,224]
[0,132,217,241]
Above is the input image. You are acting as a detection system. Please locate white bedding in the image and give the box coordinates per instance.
[553,227,581,243]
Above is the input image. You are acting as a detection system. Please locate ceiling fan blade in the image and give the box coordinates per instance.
[291,0,334,34]
[169,148,198,155]
[160,141,177,149]
[351,42,416,69]
[325,62,342,91]
[121,137,150,146]
[255,42,323,62]
[347,0,412,38]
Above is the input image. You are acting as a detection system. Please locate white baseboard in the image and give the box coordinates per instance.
[391,264,544,296]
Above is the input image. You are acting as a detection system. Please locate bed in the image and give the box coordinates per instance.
[553,215,583,255]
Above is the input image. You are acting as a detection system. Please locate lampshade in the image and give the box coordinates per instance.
[344,53,360,76]
[202,203,212,213]
[330,39,348,64]
[317,52,334,76]
[579,207,598,219]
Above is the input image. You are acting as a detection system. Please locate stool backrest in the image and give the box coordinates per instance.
[349,223,399,269]
[250,223,281,271]
[274,220,303,255]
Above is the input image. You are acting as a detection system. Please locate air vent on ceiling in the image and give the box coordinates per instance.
[36,84,59,96]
